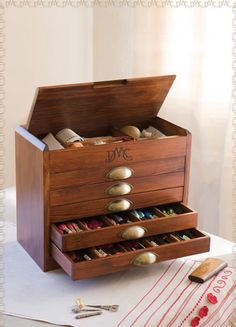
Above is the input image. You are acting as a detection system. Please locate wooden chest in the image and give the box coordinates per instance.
[15,75,210,280]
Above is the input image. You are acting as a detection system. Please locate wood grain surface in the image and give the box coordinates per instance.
[49,135,187,173]
[51,230,210,280]
[50,156,185,189]
[27,75,176,137]
[49,187,184,221]
[50,171,184,206]
[15,126,57,271]
[50,206,198,252]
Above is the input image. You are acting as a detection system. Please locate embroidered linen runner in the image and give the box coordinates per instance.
[117,259,235,327]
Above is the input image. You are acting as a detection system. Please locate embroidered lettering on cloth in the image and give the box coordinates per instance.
[117,260,235,327]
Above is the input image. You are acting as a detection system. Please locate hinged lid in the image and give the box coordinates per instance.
[27,75,176,137]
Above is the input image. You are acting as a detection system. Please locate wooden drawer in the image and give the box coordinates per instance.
[51,229,210,280]
[50,157,185,189]
[50,171,184,206]
[51,203,198,251]
[50,187,184,222]
[49,136,187,173]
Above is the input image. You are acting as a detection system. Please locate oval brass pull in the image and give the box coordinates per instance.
[107,199,132,212]
[133,252,158,266]
[122,226,146,240]
[107,166,133,180]
[106,182,133,196]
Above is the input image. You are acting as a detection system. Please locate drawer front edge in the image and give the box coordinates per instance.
[50,187,184,221]
[51,234,210,280]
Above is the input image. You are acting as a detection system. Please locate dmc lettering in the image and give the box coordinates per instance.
[106,147,133,162]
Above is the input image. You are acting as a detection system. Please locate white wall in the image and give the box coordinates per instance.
[5,7,93,186]
[93,7,134,81]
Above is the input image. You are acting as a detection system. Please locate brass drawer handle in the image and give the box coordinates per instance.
[107,166,133,180]
[106,182,133,196]
[122,226,146,240]
[107,199,132,212]
[133,252,158,266]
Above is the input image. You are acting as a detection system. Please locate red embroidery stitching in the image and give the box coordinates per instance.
[116,259,177,327]
[144,262,196,327]
[207,293,218,304]
[213,280,227,293]
[190,316,200,326]
[200,284,236,326]
[178,275,218,327]
[132,261,187,327]
[210,298,236,327]
[199,306,209,318]
[167,283,201,327]
[212,270,233,293]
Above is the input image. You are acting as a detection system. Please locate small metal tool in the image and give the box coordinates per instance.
[72,307,102,313]
[74,298,119,312]
[86,304,119,312]
[75,311,102,319]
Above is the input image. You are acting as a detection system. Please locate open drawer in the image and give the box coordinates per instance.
[51,229,210,280]
[51,202,198,251]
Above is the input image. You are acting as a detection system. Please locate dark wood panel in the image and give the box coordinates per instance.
[49,187,184,221]
[27,76,176,137]
[50,156,185,189]
[49,136,187,173]
[51,209,198,252]
[51,231,210,280]
[183,132,192,203]
[50,171,184,206]
[15,126,57,272]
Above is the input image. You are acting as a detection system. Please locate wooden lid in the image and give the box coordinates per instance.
[27,75,176,137]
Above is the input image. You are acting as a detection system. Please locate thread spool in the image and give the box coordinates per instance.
[55,128,84,147]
